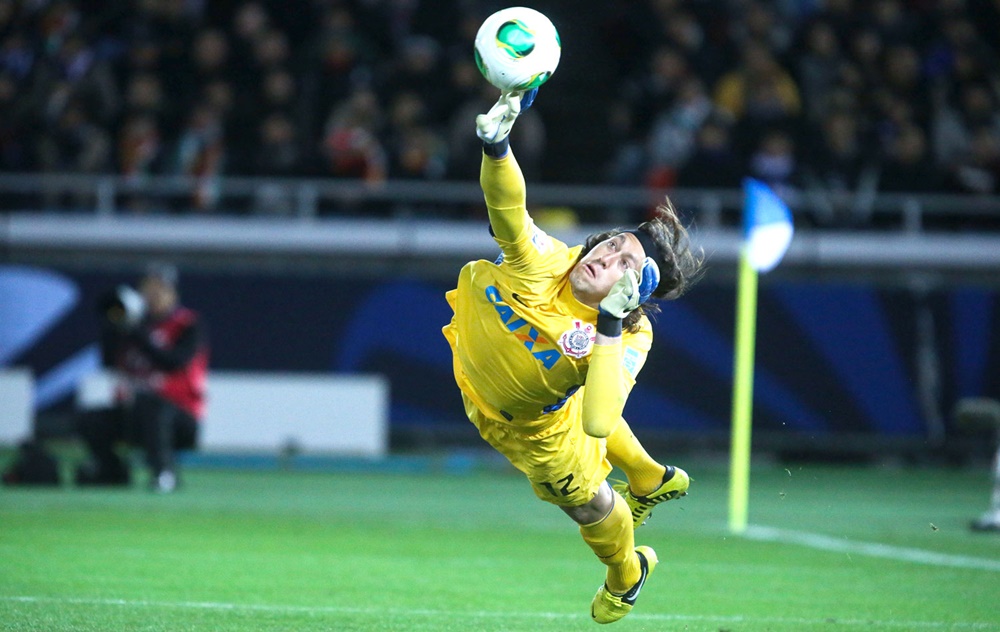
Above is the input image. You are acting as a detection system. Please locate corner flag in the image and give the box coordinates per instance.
[729,178,793,534]
[743,178,794,272]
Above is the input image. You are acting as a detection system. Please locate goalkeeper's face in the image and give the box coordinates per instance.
[569,233,646,309]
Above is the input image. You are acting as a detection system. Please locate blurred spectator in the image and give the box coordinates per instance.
[379,35,448,125]
[878,44,931,125]
[802,109,880,226]
[254,112,302,177]
[228,67,296,168]
[183,28,229,109]
[606,47,692,185]
[249,113,303,215]
[653,5,729,87]
[676,117,742,189]
[713,40,801,154]
[202,78,236,128]
[172,103,224,212]
[229,1,269,81]
[795,20,844,123]
[730,1,793,55]
[0,33,36,83]
[37,101,110,175]
[117,113,163,213]
[118,113,161,180]
[645,77,717,188]
[868,0,920,46]
[871,92,919,156]
[877,122,940,193]
[715,41,801,120]
[190,27,228,79]
[811,0,860,44]
[0,0,997,222]
[841,28,884,112]
[46,34,120,124]
[260,68,297,119]
[623,46,691,143]
[925,15,996,90]
[748,128,799,197]
[251,27,291,74]
[305,3,380,134]
[123,72,169,126]
[0,71,32,171]
[321,87,387,183]
[944,126,1000,195]
[385,91,444,179]
[933,82,1000,167]
[395,126,446,180]
[647,78,716,169]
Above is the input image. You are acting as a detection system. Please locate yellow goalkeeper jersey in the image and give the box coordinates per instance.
[442,151,652,432]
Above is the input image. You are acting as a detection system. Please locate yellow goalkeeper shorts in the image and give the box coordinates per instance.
[462,391,611,507]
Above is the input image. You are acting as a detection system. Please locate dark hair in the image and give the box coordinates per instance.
[577,197,704,333]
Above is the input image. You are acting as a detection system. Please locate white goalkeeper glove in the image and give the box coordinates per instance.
[600,258,660,318]
[596,258,660,336]
[475,88,538,145]
[599,269,641,320]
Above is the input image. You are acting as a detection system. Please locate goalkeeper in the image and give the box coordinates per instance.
[442,89,703,624]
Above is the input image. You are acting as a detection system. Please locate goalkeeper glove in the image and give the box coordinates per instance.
[596,258,660,336]
[637,256,661,305]
[476,88,538,156]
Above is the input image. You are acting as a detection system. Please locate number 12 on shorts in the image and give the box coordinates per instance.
[540,473,580,497]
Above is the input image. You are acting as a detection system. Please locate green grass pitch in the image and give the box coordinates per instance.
[2,458,999,631]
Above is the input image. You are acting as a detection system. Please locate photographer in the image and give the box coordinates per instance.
[75,264,208,493]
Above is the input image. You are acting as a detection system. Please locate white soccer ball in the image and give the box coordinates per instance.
[474,7,561,92]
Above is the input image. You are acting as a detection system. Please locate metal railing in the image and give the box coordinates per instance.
[1,172,999,231]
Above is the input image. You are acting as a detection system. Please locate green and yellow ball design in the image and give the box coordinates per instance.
[496,20,536,59]
[474,7,561,92]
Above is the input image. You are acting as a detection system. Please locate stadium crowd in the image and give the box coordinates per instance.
[0,0,999,224]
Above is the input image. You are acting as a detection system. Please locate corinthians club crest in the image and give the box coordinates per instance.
[559,320,595,358]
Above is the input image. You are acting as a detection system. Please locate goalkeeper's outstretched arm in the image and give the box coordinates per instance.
[476,89,537,243]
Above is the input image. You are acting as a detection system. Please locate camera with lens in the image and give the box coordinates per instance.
[98,284,147,329]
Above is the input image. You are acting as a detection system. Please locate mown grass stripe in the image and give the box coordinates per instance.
[2,595,995,629]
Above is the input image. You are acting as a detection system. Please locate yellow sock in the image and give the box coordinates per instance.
[605,419,666,496]
[579,494,640,594]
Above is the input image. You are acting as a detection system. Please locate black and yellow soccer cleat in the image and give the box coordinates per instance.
[613,465,690,529]
[590,546,657,624]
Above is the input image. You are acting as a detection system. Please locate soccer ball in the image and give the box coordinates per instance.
[474,7,561,92]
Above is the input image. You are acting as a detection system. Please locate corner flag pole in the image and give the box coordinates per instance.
[728,179,793,535]
[728,249,758,534]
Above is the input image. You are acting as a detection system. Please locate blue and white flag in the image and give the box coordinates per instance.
[742,178,793,273]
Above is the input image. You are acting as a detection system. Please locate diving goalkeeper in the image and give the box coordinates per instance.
[442,89,703,624]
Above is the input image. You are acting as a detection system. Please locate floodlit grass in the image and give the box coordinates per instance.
[1,459,998,631]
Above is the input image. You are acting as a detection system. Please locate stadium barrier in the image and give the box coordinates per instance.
[76,370,389,457]
[4,213,1000,279]
[0,368,33,445]
[2,172,1000,229]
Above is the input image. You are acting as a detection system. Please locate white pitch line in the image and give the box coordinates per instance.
[744,525,1000,572]
[1,595,996,629]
